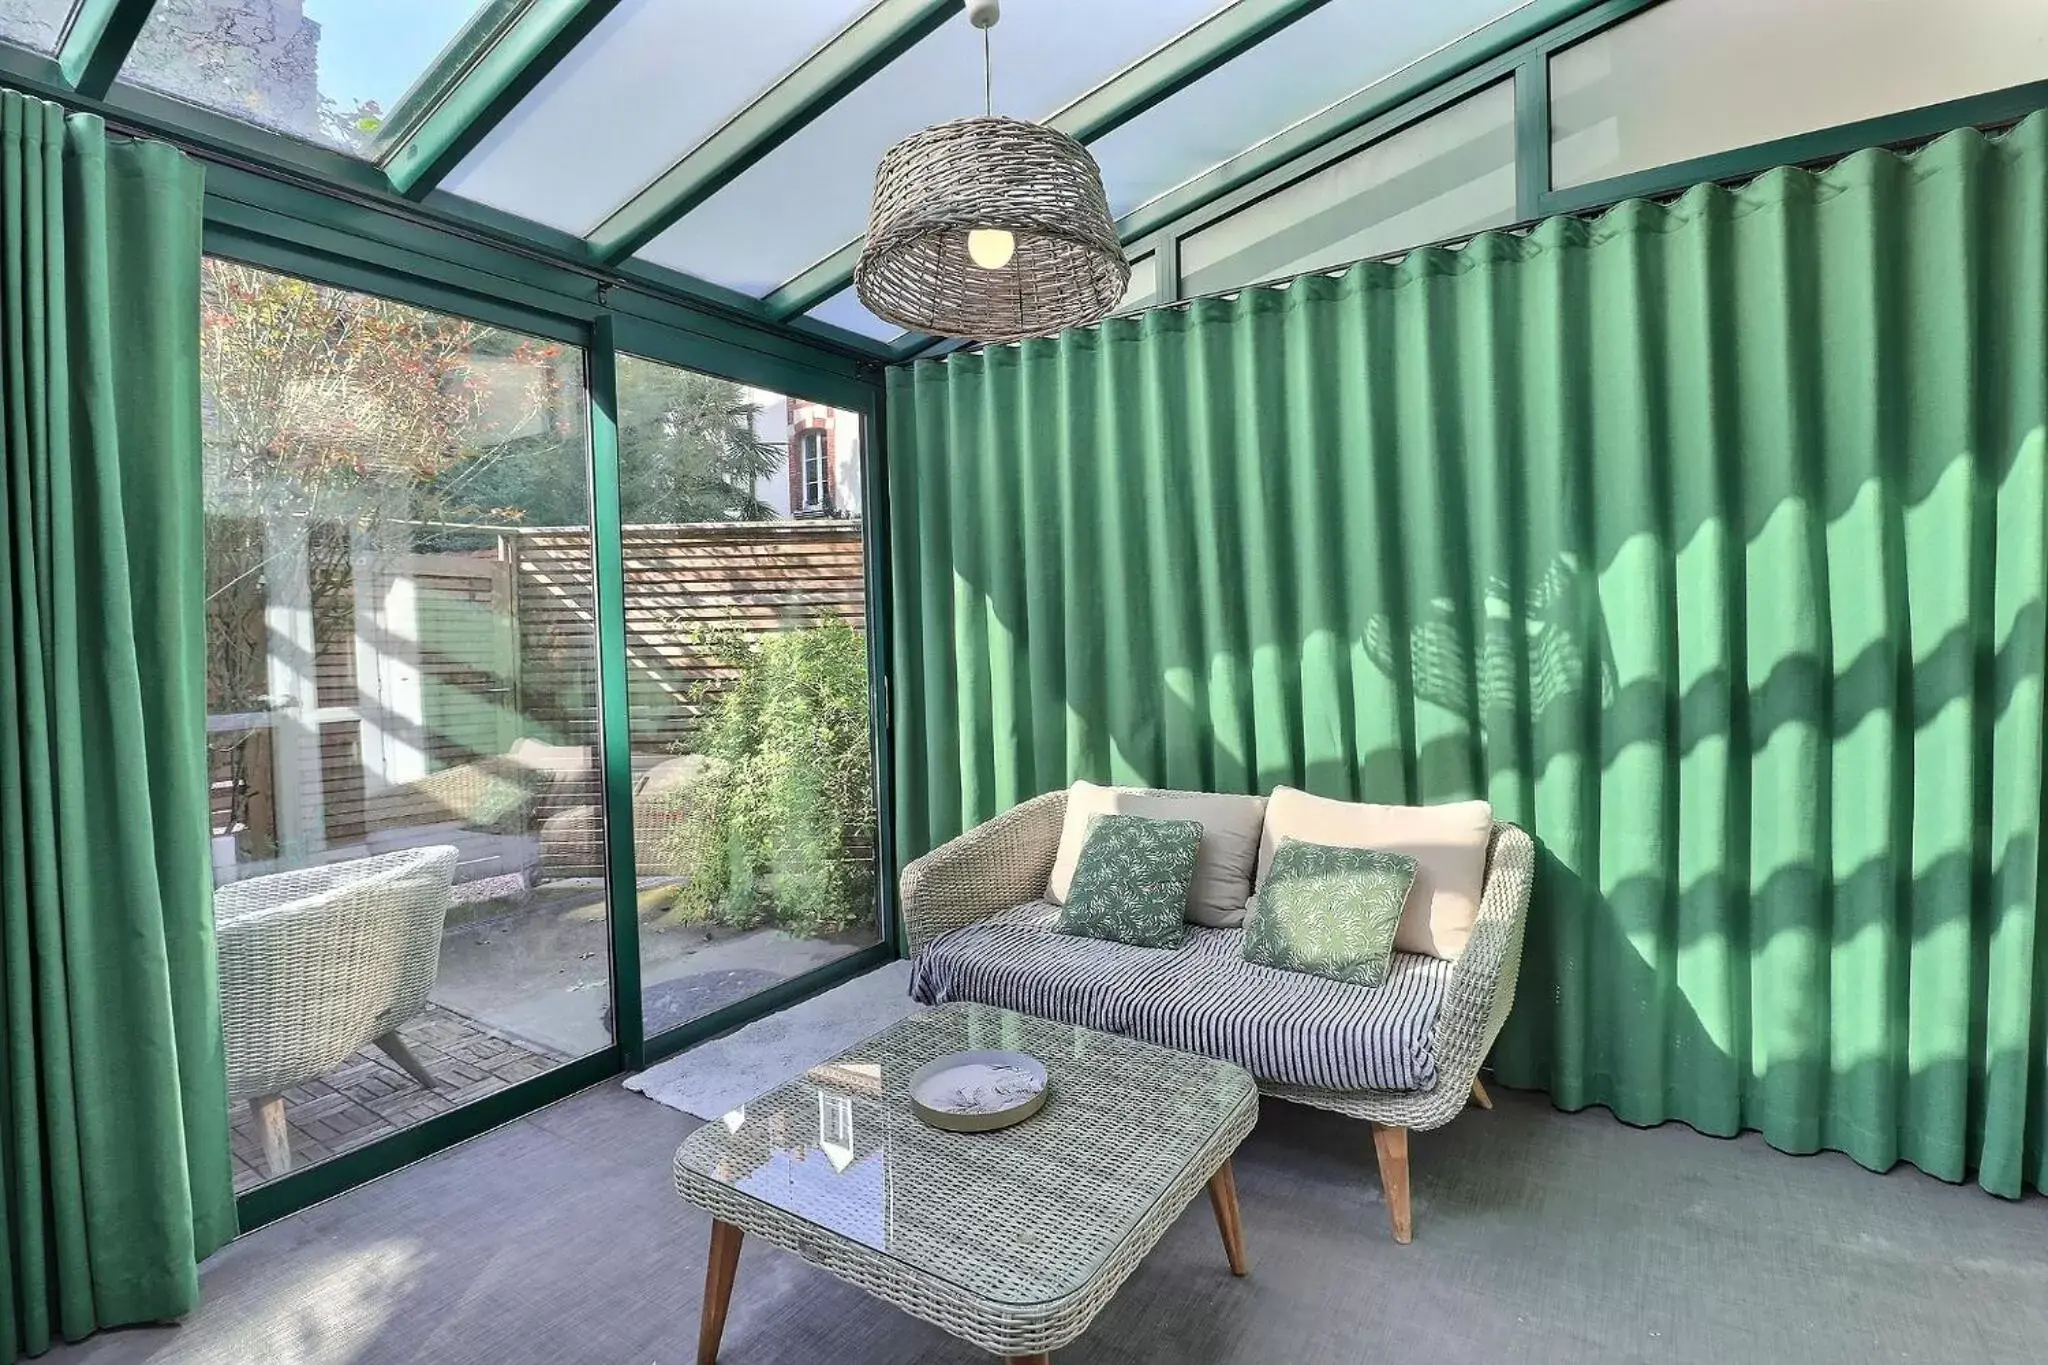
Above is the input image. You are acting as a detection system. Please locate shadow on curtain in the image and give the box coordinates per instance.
[0,91,234,1358]
[885,113,2048,1198]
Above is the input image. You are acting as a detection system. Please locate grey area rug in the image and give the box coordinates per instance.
[625,960,921,1119]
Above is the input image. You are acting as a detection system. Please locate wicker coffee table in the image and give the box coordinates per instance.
[673,1001,1259,1364]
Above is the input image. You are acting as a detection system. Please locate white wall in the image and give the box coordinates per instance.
[747,387,793,518]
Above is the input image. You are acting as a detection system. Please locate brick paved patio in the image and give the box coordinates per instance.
[228,1003,572,1192]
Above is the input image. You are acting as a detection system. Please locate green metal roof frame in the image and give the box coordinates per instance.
[8,0,2047,367]
[902,0,2048,359]
[2,0,1410,359]
[0,12,898,361]
[1104,0,2048,292]
[587,0,959,265]
[385,0,627,196]
[57,0,152,96]
[889,0,1618,361]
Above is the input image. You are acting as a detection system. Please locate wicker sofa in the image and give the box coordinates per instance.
[900,789,1534,1243]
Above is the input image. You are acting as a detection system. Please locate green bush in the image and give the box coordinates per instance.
[664,617,876,937]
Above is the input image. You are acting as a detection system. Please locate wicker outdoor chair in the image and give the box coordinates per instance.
[214,845,460,1177]
[900,790,1535,1243]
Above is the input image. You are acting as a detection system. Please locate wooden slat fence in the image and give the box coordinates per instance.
[208,519,866,867]
[513,519,866,755]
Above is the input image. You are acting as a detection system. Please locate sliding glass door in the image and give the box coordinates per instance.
[201,260,611,1192]
[198,260,886,1205]
[611,355,883,1041]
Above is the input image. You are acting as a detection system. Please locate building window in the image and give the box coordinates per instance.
[796,426,832,515]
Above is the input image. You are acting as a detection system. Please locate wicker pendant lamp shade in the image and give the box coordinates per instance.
[855,4,1128,342]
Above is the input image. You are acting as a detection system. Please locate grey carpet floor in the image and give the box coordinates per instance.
[43,1081,2048,1365]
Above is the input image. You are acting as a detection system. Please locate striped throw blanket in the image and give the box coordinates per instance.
[909,903,1450,1092]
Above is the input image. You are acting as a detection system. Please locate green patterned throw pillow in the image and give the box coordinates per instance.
[1242,838,1416,987]
[1057,813,1202,949]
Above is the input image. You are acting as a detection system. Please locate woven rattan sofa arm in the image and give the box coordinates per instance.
[900,789,1068,954]
[1428,822,1535,1098]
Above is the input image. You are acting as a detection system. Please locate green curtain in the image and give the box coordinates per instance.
[886,114,2048,1198]
[1,91,234,1358]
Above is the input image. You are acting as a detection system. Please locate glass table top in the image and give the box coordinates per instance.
[673,1003,1257,1309]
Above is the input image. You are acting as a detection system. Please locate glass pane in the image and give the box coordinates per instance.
[443,0,870,236]
[1091,0,1527,219]
[203,259,605,1192]
[614,355,879,1041]
[1114,253,1159,314]
[1552,0,2048,188]
[0,0,75,53]
[807,288,904,343]
[637,0,1225,294]
[122,0,497,156]
[1180,80,1516,297]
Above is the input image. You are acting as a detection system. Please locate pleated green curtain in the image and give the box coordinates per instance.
[1,91,235,1358]
[886,115,2048,1197]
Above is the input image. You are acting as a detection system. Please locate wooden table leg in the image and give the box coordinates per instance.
[1469,1076,1494,1110]
[697,1219,744,1365]
[1207,1158,1248,1276]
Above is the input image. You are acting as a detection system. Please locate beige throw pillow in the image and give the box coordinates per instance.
[1045,782,1267,927]
[1254,789,1493,960]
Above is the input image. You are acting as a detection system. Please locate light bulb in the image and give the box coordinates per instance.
[967,227,1016,270]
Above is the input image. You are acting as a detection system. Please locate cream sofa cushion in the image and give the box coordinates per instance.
[1253,789,1493,960]
[1045,782,1267,927]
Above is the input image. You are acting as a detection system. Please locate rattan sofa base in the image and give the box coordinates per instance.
[901,789,1536,1242]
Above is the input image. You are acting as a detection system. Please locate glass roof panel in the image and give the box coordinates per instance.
[637,0,1227,295]
[1551,0,2048,188]
[1180,79,1516,296]
[1091,0,1531,219]
[119,0,498,157]
[806,288,904,343]
[442,0,872,237]
[1114,253,1160,315]
[0,0,75,54]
